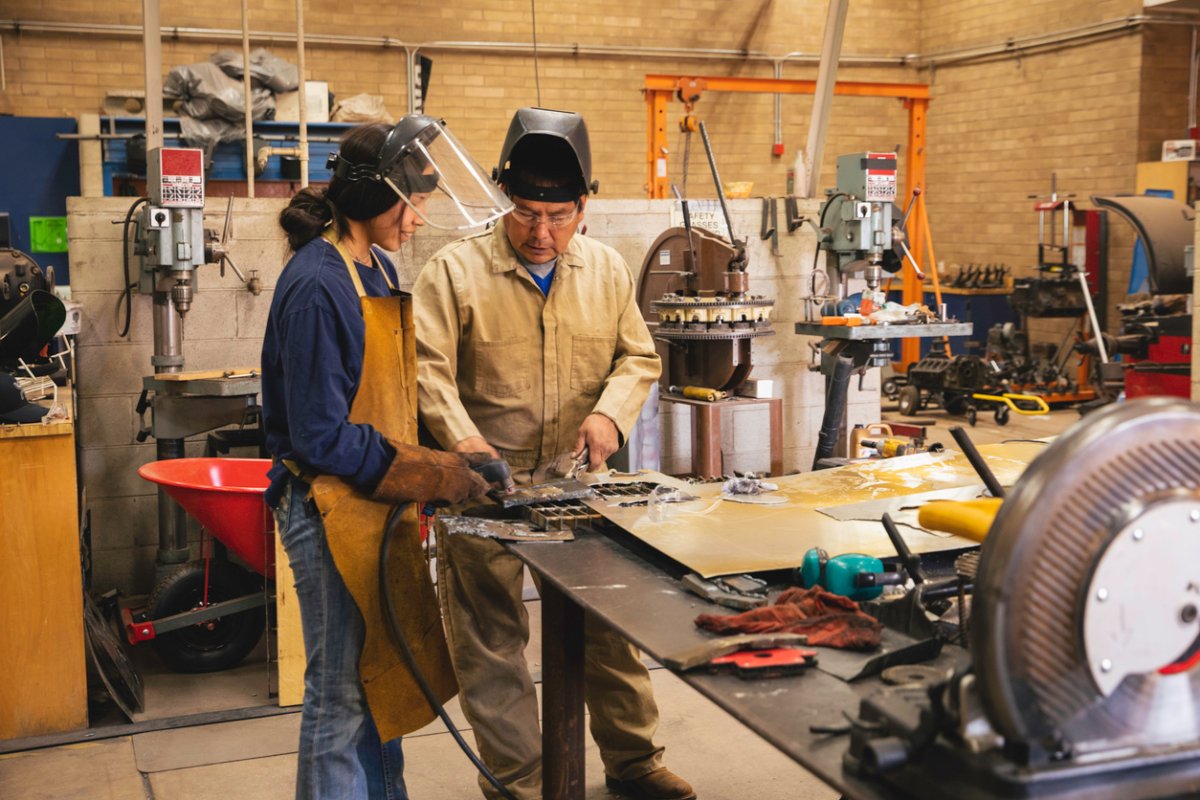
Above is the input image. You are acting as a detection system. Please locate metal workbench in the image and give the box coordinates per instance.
[510,526,963,800]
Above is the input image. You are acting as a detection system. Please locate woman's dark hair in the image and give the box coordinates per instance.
[279,123,399,252]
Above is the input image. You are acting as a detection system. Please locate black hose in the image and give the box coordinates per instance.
[380,504,519,800]
[812,353,855,470]
[119,197,149,338]
[810,191,849,293]
[948,426,1005,499]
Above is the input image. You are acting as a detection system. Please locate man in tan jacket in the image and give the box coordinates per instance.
[414,108,695,800]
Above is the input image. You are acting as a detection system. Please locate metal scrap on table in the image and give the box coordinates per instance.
[495,478,594,509]
[439,515,574,542]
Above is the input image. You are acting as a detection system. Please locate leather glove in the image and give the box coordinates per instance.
[370,440,490,506]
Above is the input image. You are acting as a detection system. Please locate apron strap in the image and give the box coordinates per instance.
[322,231,397,297]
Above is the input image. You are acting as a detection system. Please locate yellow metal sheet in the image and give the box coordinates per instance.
[585,441,1047,578]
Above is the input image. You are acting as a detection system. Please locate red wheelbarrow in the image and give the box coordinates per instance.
[131,458,274,673]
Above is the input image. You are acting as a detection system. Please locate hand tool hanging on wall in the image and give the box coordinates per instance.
[760,197,779,257]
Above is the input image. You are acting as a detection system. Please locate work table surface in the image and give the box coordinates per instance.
[511,525,962,800]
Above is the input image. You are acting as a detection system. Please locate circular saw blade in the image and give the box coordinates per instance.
[972,397,1200,754]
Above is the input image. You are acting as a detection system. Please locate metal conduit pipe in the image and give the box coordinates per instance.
[1190,26,1198,134]
[8,15,1195,88]
[0,19,905,66]
[910,15,1162,67]
[295,0,307,187]
[772,60,783,156]
[406,46,416,114]
[241,0,254,198]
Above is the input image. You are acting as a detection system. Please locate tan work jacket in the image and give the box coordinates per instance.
[414,223,661,474]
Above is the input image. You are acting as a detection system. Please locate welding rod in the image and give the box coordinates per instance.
[949,426,1005,499]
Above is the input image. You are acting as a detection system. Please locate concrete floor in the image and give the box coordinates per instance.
[0,597,838,800]
[0,407,1084,800]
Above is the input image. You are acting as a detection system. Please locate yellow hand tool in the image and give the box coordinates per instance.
[917,497,1003,543]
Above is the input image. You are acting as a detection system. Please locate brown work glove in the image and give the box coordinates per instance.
[370,440,490,506]
[695,586,883,651]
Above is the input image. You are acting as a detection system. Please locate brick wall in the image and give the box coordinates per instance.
[919,0,1164,342]
[5,1,1186,337]
[1,0,921,197]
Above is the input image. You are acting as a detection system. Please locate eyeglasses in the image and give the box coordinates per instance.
[509,205,580,229]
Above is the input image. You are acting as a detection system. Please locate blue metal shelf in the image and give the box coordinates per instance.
[101,116,354,194]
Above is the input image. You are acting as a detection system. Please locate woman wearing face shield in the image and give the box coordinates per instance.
[261,117,512,800]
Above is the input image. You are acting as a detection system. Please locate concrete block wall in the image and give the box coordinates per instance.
[68,194,876,594]
[68,196,289,593]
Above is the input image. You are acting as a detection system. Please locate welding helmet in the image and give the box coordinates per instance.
[0,289,65,370]
[494,108,599,202]
[326,115,512,230]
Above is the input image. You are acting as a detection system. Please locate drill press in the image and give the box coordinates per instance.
[796,152,970,467]
[132,147,262,579]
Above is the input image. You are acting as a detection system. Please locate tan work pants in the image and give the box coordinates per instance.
[438,531,664,800]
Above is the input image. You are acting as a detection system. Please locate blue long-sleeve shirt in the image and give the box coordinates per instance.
[261,237,400,507]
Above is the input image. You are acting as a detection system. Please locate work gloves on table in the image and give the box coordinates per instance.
[695,586,884,650]
[370,440,491,506]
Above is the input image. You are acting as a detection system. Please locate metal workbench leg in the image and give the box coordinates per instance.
[542,580,585,800]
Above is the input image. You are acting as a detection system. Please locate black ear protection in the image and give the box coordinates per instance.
[326,151,383,183]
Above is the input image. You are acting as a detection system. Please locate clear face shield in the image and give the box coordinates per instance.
[380,120,512,230]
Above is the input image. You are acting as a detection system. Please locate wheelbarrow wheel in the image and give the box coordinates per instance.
[148,560,265,673]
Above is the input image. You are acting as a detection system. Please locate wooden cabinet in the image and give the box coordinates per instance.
[0,413,86,739]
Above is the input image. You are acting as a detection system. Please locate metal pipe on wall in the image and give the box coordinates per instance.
[914,15,1151,67]
[407,47,416,114]
[1189,26,1198,135]
[241,0,254,198]
[772,60,782,157]
[3,14,1179,67]
[296,0,308,187]
[141,0,163,150]
[0,18,906,67]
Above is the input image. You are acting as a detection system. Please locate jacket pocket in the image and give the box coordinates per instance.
[570,335,617,395]
[474,337,533,398]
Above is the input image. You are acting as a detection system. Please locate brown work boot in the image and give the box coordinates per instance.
[605,767,696,799]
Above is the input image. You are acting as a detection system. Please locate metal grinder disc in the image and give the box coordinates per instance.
[972,397,1200,754]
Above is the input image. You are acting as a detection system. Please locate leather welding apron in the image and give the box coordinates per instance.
[307,233,457,743]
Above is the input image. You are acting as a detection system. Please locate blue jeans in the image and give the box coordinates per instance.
[274,477,408,800]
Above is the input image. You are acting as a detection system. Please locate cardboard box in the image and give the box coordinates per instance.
[1162,139,1199,162]
[275,81,330,123]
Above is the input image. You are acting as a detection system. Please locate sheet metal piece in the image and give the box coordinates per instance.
[497,478,593,509]
[660,632,811,671]
[586,442,1046,578]
[440,515,575,542]
[525,500,602,531]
